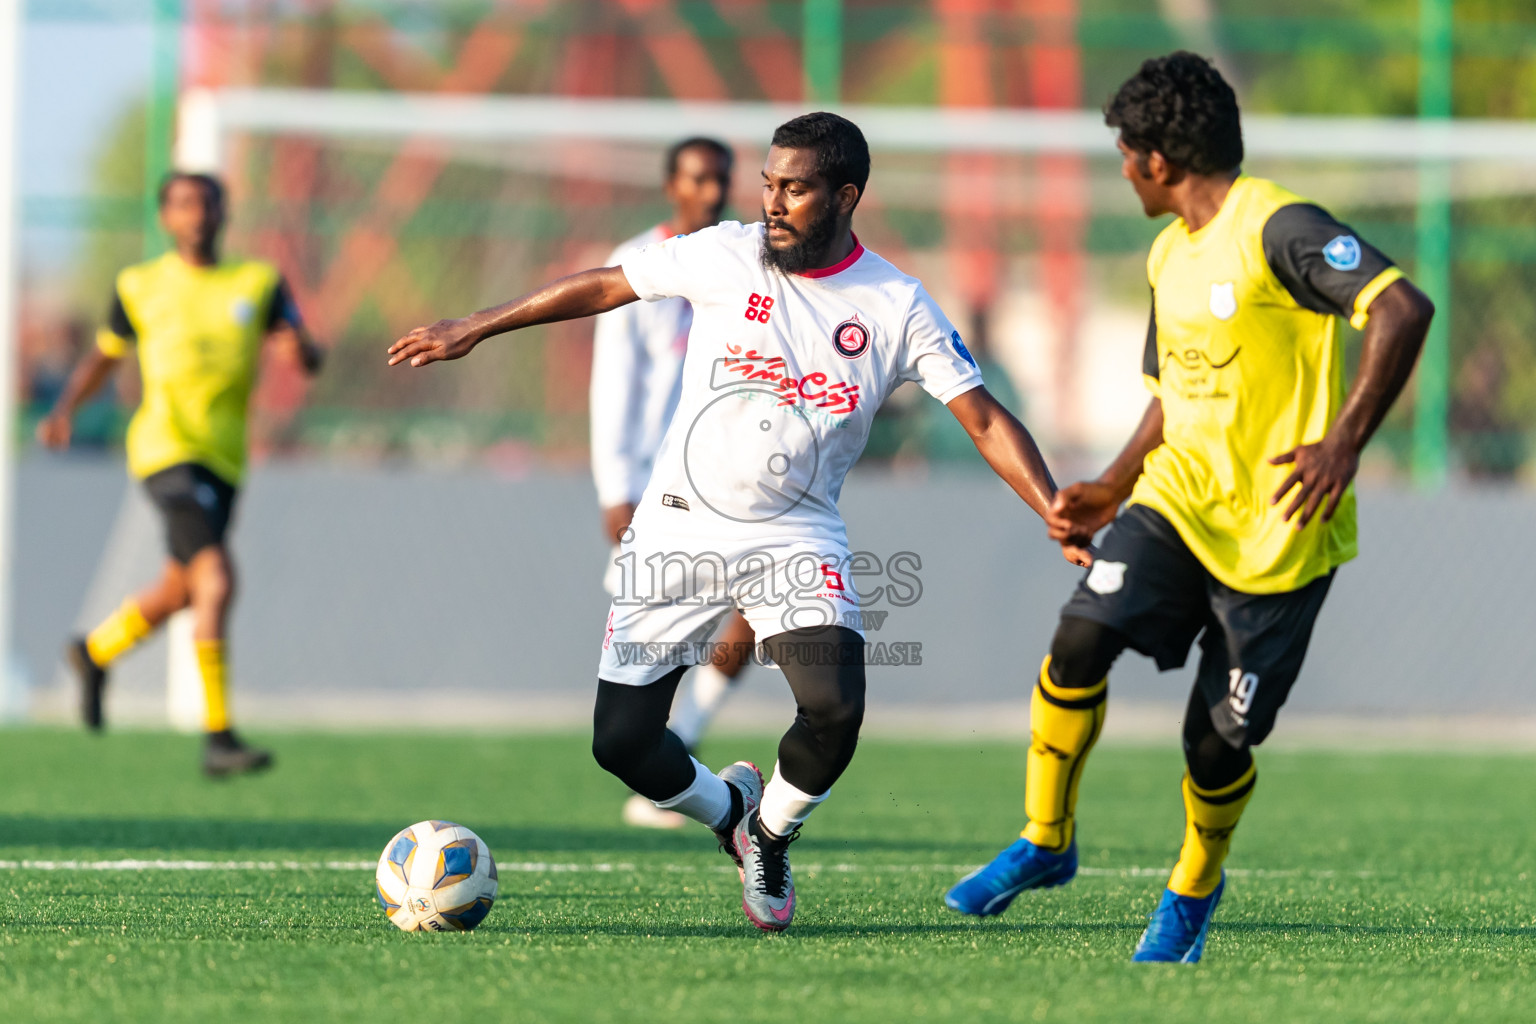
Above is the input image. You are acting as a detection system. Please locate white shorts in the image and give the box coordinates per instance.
[596,531,864,686]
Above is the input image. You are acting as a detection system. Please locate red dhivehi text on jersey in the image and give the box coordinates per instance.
[718,343,861,415]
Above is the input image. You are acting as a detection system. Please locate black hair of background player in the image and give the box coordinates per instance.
[1104,51,1244,175]
[665,136,734,179]
[770,111,871,204]
[158,171,226,209]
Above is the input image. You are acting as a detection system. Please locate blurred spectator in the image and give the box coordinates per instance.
[1449,341,1528,481]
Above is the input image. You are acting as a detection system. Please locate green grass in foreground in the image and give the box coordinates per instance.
[0,730,1533,1023]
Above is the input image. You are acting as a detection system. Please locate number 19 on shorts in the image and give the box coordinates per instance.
[1227,669,1259,715]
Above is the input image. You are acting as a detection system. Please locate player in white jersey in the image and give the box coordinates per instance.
[390,113,1088,932]
[590,137,758,830]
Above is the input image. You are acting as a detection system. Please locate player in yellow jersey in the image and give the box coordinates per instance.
[39,172,323,776]
[945,53,1435,962]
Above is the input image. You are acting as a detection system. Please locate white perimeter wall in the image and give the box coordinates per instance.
[14,457,1536,731]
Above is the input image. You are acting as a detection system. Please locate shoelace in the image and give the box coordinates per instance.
[715,830,743,866]
[755,824,801,899]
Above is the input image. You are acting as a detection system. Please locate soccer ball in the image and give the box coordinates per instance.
[375,820,498,932]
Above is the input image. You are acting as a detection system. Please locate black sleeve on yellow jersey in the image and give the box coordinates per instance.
[106,287,137,341]
[264,276,303,331]
[1261,203,1396,319]
[1142,289,1159,380]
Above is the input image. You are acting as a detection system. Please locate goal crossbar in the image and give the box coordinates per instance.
[176,88,1536,172]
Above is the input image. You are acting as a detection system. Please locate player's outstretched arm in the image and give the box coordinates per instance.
[1046,398,1165,554]
[1269,278,1434,527]
[36,347,120,450]
[388,267,639,368]
[946,387,1056,516]
[947,388,1091,567]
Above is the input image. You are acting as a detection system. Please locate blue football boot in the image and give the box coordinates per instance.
[1131,873,1225,963]
[945,837,1077,916]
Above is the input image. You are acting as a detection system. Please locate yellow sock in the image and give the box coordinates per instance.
[196,639,231,733]
[85,599,152,667]
[1021,656,1107,852]
[1167,764,1257,898]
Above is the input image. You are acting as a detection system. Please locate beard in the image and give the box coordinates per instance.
[759,204,842,276]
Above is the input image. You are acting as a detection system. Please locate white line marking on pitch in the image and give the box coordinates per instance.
[0,859,378,871]
[0,859,1369,879]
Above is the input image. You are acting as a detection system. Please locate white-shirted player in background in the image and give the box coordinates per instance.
[390,113,1088,932]
[590,137,759,830]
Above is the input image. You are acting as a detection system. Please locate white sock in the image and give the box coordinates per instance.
[758,760,829,837]
[669,664,738,749]
[654,757,733,829]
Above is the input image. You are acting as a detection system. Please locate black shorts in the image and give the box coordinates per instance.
[1062,504,1333,747]
[142,463,239,564]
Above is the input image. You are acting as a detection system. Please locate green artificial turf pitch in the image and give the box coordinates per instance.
[1,730,1532,1023]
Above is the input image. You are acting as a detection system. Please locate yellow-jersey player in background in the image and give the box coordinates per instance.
[945,53,1435,962]
[39,172,323,776]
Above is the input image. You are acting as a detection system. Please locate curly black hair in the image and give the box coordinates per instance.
[1104,52,1243,175]
[770,111,870,204]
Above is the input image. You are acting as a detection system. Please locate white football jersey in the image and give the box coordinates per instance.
[589,225,693,508]
[620,220,983,545]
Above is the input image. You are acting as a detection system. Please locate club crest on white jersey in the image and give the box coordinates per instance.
[832,316,871,359]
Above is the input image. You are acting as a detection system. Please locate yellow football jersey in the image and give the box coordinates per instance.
[1131,175,1404,594]
[98,252,297,485]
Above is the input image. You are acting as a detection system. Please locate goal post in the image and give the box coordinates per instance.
[0,0,20,721]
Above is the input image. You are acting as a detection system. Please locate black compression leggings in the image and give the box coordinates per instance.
[591,666,695,801]
[1181,684,1253,791]
[591,625,866,801]
[1048,614,1251,791]
[761,625,866,795]
[1048,615,1128,691]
